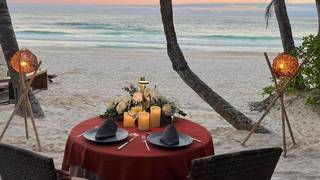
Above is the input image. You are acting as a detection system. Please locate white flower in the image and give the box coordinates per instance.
[159,96,168,103]
[116,101,127,114]
[144,88,157,102]
[120,96,130,103]
[162,104,172,116]
[107,99,117,109]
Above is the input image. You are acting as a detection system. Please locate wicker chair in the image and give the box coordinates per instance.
[190,147,283,180]
[0,143,80,180]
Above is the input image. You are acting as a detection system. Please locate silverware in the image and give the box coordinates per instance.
[117,136,138,150]
[192,137,202,143]
[141,134,150,151]
[76,125,98,138]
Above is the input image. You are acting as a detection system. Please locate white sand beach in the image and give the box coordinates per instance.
[0,47,319,179]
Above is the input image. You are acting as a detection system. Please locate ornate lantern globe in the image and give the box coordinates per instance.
[10,48,38,74]
[272,53,299,78]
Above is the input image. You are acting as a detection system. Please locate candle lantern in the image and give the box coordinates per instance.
[138,77,149,93]
[242,52,304,157]
[272,53,299,78]
[11,48,38,74]
[0,48,42,151]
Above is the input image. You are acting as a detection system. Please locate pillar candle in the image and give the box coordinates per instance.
[138,111,150,131]
[150,106,161,128]
[132,106,143,114]
[123,112,135,128]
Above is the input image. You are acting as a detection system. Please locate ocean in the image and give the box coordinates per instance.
[9,3,318,52]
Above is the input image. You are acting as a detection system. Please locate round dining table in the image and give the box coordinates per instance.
[62,117,214,180]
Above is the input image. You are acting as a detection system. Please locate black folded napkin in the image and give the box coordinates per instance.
[95,118,117,140]
[160,124,179,146]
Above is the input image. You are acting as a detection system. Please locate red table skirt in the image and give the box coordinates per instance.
[62,117,214,180]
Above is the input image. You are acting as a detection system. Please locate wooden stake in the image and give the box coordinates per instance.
[0,62,42,151]
[281,94,287,157]
[242,53,306,147]
[25,94,42,151]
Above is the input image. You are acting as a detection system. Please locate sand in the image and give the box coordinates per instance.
[0,46,319,179]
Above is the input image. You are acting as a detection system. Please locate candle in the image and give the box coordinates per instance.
[150,106,161,128]
[131,106,143,114]
[123,112,135,128]
[138,111,150,131]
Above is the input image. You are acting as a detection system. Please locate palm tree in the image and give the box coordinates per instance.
[265,0,295,53]
[0,0,44,118]
[316,0,320,36]
[159,0,269,133]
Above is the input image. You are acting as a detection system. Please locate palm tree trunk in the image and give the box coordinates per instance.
[0,0,44,118]
[316,0,320,36]
[159,0,270,133]
[274,0,295,53]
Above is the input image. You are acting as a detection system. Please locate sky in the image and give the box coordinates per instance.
[11,0,314,5]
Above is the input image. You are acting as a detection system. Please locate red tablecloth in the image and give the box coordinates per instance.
[62,117,214,180]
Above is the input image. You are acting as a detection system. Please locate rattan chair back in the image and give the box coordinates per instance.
[191,147,282,180]
[0,143,57,180]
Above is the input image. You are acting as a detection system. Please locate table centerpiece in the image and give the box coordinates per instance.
[100,77,186,127]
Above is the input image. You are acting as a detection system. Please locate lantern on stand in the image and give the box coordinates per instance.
[242,52,305,157]
[272,53,299,78]
[0,48,42,151]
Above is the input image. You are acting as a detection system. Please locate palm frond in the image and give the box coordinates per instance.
[265,0,276,28]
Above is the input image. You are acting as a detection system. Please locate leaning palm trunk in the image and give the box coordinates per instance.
[0,0,44,118]
[316,0,320,36]
[266,0,295,53]
[159,0,269,133]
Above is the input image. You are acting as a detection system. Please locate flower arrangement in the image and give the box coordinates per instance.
[100,77,186,125]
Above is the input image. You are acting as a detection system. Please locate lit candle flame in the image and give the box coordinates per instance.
[279,63,284,69]
[20,61,27,67]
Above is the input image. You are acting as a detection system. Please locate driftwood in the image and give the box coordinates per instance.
[249,93,277,112]
[159,0,270,133]
[48,74,58,82]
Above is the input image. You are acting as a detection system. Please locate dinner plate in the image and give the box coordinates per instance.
[83,128,129,144]
[147,132,193,149]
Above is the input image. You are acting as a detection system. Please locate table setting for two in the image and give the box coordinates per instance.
[62,78,214,180]
[76,117,202,151]
[75,77,203,150]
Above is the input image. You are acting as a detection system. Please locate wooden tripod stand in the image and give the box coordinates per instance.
[241,52,307,157]
[0,61,42,151]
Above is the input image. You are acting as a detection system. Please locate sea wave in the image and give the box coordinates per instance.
[52,22,114,30]
[16,30,71,35]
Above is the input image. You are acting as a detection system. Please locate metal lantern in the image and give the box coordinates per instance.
[272,53,299,77]
[138,77,149,93]
[10,48,38,74]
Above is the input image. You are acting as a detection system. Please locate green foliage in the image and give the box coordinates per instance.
[293,34,320,90]
[304,96,320,105]
[262,34,320,105]
[122,84,138,96]
[262,85,276,97]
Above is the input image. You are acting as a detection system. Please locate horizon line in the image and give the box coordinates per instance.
[10,2,315,6]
